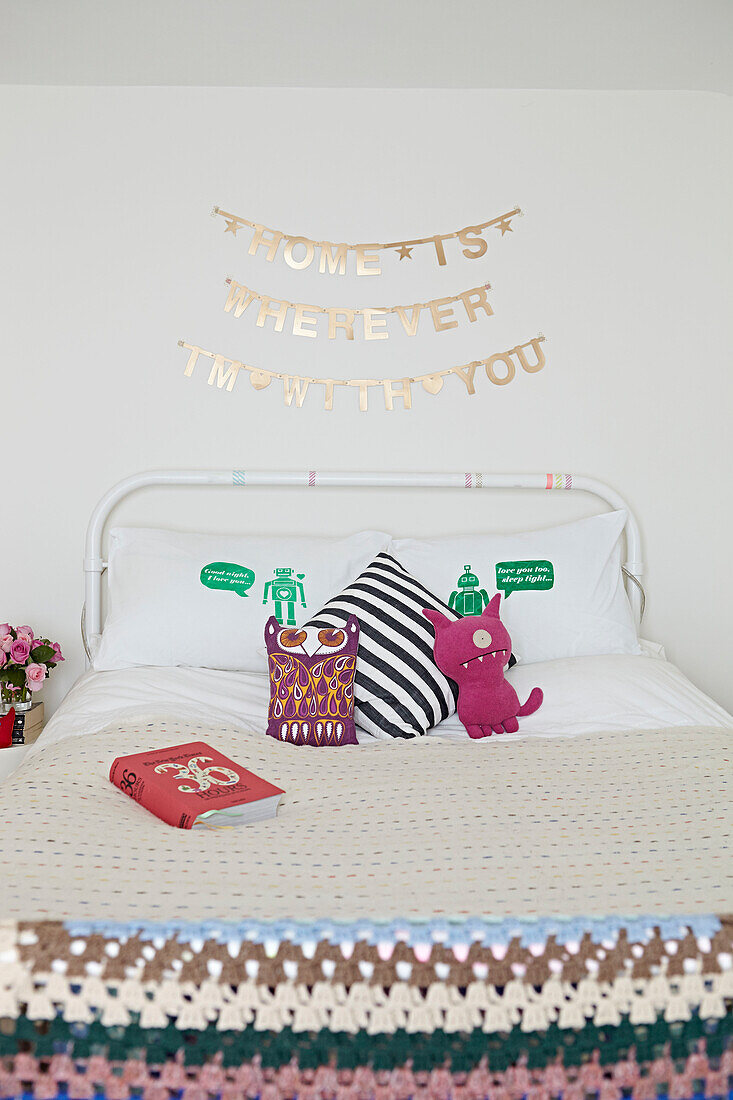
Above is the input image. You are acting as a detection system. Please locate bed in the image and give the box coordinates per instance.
[0,469,731,1100]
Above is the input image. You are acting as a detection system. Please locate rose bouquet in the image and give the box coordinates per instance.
[0,625,64,706]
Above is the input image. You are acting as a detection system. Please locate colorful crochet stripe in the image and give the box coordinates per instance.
[3,918,731,1037]
[1,918,732,1096]
[1,1023,733,1099]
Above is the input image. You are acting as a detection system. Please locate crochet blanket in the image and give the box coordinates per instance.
[0,915,731,1091]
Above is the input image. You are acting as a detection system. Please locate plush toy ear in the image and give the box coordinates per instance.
[485,593,502,616]
[264,616,281,639]
[422,608,450,631]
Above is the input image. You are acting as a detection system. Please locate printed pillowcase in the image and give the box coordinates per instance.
[94,527,390,673]
[392,510,640,665]
[306,553,514,740]
[264,616,359,746]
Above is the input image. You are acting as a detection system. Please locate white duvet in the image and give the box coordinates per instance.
[33,644,732,755]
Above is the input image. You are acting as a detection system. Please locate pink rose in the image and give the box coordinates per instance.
[0,633,12,654]
[0,624,11,636]
[15,630,34,647]
[49,642,64,664]
[0,650,5,669]
[17,625,34,639]
[25,663,46,692]
[9,639,31,664]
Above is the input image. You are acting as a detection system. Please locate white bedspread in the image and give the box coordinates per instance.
[2,717,731,923]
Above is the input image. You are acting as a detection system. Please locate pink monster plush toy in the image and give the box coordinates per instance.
[423,594,543,737]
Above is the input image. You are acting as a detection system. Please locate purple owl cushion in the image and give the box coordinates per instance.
[264,615,360,746]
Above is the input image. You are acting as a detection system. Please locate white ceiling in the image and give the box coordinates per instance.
[2,0,732,91]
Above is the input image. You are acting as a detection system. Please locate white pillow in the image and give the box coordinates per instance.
[391,511,640,664]
[94,527,390,672]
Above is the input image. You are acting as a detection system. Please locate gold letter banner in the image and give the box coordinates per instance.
[178,336,546,413]
[223,278,494,340]
[212,206,521,276]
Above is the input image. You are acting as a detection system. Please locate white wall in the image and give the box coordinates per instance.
[1,86,731,714]
[3,0,732,93]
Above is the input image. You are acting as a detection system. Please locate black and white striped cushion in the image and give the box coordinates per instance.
[306,552,461,739]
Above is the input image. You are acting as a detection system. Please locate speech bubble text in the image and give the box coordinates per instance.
[200,562,255,597]
[495,559,554,598]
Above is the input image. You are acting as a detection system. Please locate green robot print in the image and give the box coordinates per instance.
[448,565,490,617]
[262,567,307,626]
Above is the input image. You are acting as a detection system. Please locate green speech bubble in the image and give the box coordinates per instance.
[495,559,554,598]
[200,561,255,597]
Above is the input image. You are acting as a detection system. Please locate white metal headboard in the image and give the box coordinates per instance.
[83,470,645,657]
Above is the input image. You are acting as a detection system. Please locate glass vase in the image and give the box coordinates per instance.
[1,685,31,710]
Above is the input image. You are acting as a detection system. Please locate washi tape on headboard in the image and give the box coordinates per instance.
[546,473,573,489]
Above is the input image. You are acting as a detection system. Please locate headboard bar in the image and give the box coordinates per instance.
[84,470,644,653]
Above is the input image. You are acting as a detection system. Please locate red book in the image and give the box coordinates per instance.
[109,741,284,829]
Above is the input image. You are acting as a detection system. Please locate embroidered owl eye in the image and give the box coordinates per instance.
[472,629,492,649]
[318,628,345,648]
[280,629,307,648]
